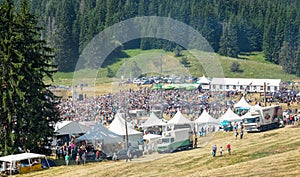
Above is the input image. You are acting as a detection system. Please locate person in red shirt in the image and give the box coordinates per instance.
[227,143,231,155]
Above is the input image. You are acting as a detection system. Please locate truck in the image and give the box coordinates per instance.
[243,105,283,132]
[157,128,193,153]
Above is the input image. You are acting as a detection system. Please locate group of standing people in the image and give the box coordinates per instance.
[212,143,231,157]
[233,121,244,140]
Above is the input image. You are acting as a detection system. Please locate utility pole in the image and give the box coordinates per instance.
[264,82,266,107]
[124,94,129,148]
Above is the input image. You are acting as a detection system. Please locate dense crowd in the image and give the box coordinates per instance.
[58,87,241,125]
[57,85,300,128]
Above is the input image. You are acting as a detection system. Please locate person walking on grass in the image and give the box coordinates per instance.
[227,143,231,155]
[219,146,223,156]
[76,153,80,165]
[126,148,132,162]
[212,144,217,157]
[65,152,70,166]
[81,151,87,165]
[240,128,244,139]
[234,130,239,140]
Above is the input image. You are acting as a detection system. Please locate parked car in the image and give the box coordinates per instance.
[116,147,143,160]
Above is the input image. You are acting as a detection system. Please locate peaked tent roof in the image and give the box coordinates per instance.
[55,121,90,135]
[198,75,210,84]
[142,112,160,128]
[142,112,167,128]
[168,110,193,125]
[234,97,251,110]
[108,113,142,136]
[195,110,219,124]
[75,122,123,144]
[220,108,243,122]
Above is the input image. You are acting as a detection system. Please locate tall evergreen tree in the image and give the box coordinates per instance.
[278,41,296,74]
[52,0,78,72]
[218,17,239,58]
[0,0,60,155]
[296,47,300,77]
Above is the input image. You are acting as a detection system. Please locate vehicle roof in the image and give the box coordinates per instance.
[0,153,46,163]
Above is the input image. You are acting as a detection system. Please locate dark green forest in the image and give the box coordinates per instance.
[10,0,300,75]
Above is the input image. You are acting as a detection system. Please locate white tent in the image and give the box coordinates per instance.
[0,153,50,175]
[234,97,251,110]
[75,122,123,144]
[54,121,90,135]
[195,110,219,132]
[219,108,243,122]
[109,113,143,145]
[168,110,193,125]
[142,112,167,128]
[197,75,210,84]
[195,110,219,124]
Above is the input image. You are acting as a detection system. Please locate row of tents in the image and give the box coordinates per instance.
[53,97,256,153]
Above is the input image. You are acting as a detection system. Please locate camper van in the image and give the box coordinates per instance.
[157,128,193,153]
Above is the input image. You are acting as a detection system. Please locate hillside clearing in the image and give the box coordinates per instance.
[19,126,300,177]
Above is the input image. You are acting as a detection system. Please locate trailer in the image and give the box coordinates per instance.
[243,105,283,132]
[157,128,193,153]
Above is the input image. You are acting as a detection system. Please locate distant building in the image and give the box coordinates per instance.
[210,78,281,93]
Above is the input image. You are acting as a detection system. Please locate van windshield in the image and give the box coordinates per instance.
[244,117,258,124]
[158,138,170,144]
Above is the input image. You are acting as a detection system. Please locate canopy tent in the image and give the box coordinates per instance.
[141,112,167,128]
[219,108,243,123]
[195,110,219,124]
[53,121,90,146]
[168,110,193,125]
[75,122,123,144]
[195,110,219,132]
[234,97,251,110]
[108,113,143,145]
[197,75,210,84]
[54,121,90,136]
[0,153,50,175]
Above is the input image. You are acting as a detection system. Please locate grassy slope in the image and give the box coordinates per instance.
[19,126,300,177]
[46,49,299,86]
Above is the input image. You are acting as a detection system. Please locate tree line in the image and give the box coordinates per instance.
[0,0,60,155]
[13,0,300,75]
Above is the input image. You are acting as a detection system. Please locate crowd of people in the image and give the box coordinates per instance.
[54,84,300,165]
[57,86,250,126]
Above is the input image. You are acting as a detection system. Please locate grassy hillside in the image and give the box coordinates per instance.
[46,49,299,86]
[19,125,300,177]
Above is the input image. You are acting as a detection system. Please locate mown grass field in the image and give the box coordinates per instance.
[19,125,300,177]
[45,49,299,86]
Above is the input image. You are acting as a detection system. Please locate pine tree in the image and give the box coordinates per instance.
[295,47,300,77]
[218,17,239,58]
[279,41,296,74]
[0,0,60,155]
[52,0,78,72]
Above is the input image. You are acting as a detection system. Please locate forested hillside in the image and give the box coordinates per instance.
[10,0,300,75]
